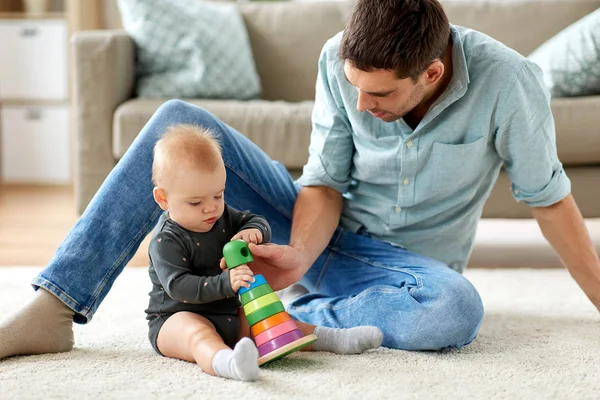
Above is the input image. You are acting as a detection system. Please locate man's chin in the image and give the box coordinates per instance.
[369,110,401,122]
[379,114,401,123]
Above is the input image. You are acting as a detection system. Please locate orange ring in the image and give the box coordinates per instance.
[250,311,291,337]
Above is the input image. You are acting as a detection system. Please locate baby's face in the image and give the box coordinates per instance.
[164,162,226,233]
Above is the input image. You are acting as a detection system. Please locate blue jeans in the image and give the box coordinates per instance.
[33,100,484,350]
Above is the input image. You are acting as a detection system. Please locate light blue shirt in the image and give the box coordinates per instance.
[297,26,571,272]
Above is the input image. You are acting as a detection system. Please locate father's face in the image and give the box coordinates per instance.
[343,61,426,123]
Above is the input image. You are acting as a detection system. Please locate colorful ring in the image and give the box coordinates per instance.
[254,319,299,347]
[243,292,279,315]
[238,274,267,295]
[246,301,285,326]
[251,312,291,337]
[239,283,273,306]
[257,329,304,357]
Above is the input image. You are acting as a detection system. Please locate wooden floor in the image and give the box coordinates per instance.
[0,184,150,267]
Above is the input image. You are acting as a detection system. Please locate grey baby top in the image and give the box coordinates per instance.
[145,205,272,319]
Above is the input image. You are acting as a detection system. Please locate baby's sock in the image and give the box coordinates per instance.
[312,326,383,354]
[0,288,75,359]
[212,337,259,381]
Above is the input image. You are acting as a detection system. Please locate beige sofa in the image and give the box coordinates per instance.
[72,0,600,267]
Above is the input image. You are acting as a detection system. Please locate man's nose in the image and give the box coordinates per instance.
[356,91,374,113]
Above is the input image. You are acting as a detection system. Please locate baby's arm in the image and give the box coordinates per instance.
[149,231,236,303]
[228,206,272,244]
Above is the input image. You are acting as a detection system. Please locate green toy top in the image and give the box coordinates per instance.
[222,239,254,269]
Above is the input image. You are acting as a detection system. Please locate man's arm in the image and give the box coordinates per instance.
[531,193,600,310]
[241,36,353,290]
[289,186,343,273]
[493,59,600,310]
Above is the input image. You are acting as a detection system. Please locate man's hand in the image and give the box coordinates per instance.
[228,264,255,293]
[220,243,306,291]
[230,228,263,245]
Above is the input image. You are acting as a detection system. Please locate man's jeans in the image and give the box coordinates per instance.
[33,100,484,350]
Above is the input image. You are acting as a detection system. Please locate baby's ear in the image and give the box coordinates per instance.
[153,187,169,210]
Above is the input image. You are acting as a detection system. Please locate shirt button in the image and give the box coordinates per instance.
[406,141,413,149]
[395,206,402,213]
[403,178,410,185]
[514,189,519,195]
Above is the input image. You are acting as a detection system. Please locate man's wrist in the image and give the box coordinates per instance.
[289,240,305,253]
[289,240,315,274]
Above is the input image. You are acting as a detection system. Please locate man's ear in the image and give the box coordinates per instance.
[153,187,169,210]
[424,60,445,86]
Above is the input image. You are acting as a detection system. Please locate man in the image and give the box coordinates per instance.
[1,0,598,359]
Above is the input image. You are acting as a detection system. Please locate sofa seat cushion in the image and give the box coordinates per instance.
[482,167,600,218]
[113,99,314,169]
[113,96,600,169]
[552,96,600,165]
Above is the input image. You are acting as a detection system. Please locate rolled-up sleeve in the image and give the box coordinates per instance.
[296,41,355,194]
[494,60,571,207]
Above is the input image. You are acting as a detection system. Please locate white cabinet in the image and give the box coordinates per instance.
[0,20,68,100]
[0,17,70,184]
[0,105,70,183]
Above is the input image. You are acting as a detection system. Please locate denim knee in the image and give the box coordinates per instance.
[155,99,198,119]
[440,276,484,347]
[152,99,233,143]
[425,275,483,349]
[393,275,484,350]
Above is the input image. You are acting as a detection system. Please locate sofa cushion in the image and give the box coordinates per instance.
[482,167,600,219]
[528,7,600,97]
[112,96,600,170]
[117,0,261,100]
[238,2,347,102]
[552,96,600,165]
[113,99,313,169]
[441,0,600,56]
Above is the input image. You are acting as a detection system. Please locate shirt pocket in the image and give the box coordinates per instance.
[420,135,490,201]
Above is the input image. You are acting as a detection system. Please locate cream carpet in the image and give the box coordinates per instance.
[0,267,598,400]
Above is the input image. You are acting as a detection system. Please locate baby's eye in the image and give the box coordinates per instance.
[215,195,223,199]
[189,201,201,206]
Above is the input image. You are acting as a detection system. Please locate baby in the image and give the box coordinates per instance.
[146,123,383,381]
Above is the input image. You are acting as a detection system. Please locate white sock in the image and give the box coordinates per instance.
[312,326,383,354]
[211,337,259,381]
[0,288,74,359]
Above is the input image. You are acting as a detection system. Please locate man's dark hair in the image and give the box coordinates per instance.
[339,0,451,81]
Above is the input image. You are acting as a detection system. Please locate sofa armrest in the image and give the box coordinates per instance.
[71,30,135,214]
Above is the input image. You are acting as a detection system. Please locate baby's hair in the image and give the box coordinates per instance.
[152,124,223,186]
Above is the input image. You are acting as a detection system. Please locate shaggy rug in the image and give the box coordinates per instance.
[0,267,598,400]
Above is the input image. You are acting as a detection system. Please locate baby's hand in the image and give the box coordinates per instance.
[231,228,263,245]
[229,264,255,293]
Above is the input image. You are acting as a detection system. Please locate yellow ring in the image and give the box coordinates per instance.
[243,292,280,315]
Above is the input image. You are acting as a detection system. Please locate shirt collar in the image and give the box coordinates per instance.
[418,25,469,128]
[449,25,470,91]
